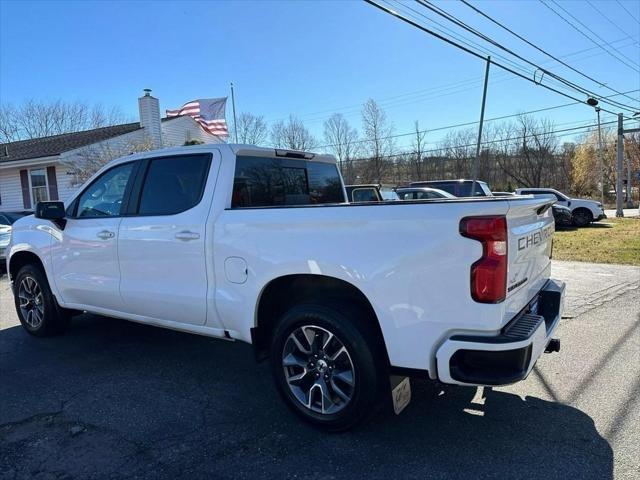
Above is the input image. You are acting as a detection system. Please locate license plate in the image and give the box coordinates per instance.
[391,376,411,415]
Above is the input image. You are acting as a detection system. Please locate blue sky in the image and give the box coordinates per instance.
[1,0,639,150]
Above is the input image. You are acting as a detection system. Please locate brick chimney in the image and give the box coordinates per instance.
[138,88,162,148]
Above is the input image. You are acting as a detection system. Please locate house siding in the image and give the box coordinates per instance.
[161,116,222,146]
[0,162,76,210]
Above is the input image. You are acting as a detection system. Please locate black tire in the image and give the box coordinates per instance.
[14,264,70,337]
[270,302,388,431]
[572,208,593,227]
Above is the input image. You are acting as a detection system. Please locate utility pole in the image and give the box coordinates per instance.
[615,114,640,216]
[230,82,238,143]
[627,151,633,208]
[616,114,624,217]
[595,107,604,206]
[472,56,490,195]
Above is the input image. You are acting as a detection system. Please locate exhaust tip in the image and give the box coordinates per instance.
[545,338,561,353]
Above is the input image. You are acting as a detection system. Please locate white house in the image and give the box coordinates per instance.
[0,90,223,211]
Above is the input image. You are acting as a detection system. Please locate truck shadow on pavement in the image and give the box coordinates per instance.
[0,314,613,480]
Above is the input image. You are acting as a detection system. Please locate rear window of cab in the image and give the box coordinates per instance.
[232,156,345,208]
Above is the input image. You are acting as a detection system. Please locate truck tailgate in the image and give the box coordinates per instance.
[504,197,555,322]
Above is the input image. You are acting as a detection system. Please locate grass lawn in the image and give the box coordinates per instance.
[552,217,640,266]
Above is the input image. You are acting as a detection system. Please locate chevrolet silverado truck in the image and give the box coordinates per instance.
[7,144,565,430]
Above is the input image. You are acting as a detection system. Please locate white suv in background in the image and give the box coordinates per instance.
[515,188,606,227]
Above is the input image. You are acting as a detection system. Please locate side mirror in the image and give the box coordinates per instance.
[35,201,66,229]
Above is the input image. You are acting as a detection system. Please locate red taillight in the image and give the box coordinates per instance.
[459,215,508,304]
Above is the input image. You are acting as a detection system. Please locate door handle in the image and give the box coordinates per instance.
[175,231,200,241]
[97,230,115,240]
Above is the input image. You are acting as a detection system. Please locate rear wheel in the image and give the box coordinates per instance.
[14,264,70,337]
[572,208,593,227]
[270,302,387,431]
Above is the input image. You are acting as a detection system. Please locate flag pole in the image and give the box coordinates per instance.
[230,82,238,143]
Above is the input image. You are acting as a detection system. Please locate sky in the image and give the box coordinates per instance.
[1,0,639,151]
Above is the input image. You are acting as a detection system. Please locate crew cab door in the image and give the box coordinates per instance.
[51,161,137,310]
[118,153,220,327]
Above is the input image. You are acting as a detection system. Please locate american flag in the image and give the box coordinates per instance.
[166,98,229,137]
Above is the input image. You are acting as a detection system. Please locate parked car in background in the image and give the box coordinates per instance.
[379,186,399,201]
[0,211,32,264]
[515,188,606,227]
[396,187,455,200]
[410,179,493,197]
[7,144,563,430]
[552,204,573,228]
[345,184,383,202]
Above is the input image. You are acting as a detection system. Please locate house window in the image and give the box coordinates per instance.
[30,168,49,204]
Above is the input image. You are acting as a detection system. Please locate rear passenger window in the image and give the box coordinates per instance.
[307,162,344,204]
[232,156,345,207]
[138,154,211,215]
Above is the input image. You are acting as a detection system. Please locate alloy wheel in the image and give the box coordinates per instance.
[18,276,44,329]
[282,325,356,415]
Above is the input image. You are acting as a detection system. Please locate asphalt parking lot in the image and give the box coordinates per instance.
[1,261,639,480]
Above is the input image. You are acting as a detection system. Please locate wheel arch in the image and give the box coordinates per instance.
[251,274,390,365]
[8,250,46,282]
[572,206,593,225]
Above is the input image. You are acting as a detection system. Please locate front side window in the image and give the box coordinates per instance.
[138,154,211,216]
[30,169,48,204]
[76,163,134,218]
[232,156,344,208]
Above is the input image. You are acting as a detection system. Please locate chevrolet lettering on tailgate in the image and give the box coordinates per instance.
[518,224,554,251]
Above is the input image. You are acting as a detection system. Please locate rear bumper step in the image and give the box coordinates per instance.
[436,279,565,386]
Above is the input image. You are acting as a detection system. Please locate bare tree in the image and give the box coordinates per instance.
[493,115,558,188]
[0,99,128,143]
[361,99,395,183]
[62,136,155,185]
[270,115,317,150]
[322,113,359,183]
[235,112,268,145]
[409,121,428,181]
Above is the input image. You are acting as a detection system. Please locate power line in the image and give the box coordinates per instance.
[392,0,591,102]
[364,0,586,104]
[315,89,639,149]
[586,0,639,42]
[363,0,631,117]
[547,0,640,69]
[539,0,640,73]
[460,0,640,105]
[347,120,619,160]
[412,0,638,112]
[265,34,637,126]
[615,0,640,24]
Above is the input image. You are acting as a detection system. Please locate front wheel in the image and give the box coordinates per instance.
[270,303,387,431]
[572,208,593,227]
[14,264,70,337]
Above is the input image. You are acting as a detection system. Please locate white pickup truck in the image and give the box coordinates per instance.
[7,144,565,430]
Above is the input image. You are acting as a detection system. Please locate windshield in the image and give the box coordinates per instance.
[379,188,399,201]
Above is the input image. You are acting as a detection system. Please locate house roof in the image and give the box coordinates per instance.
[0,122,143,163]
